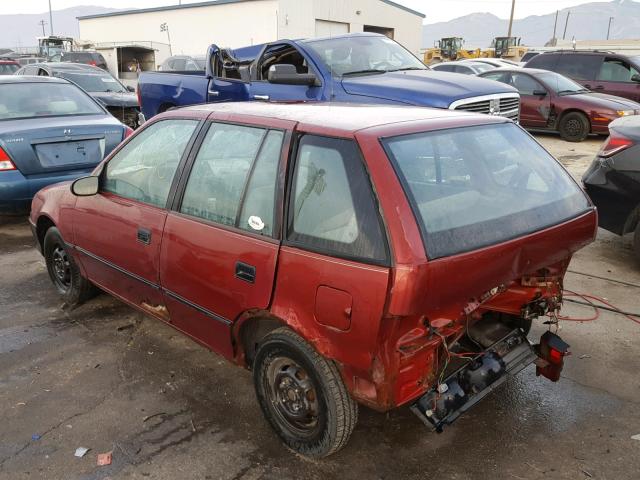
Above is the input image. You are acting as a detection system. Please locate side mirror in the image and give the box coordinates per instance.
[127,85,135,92]
[631,74,640,83]
[71,176,99,197]
[267,64,318,86]
[532,89,548,97]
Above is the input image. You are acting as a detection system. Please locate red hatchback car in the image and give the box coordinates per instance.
[480,68,640,142]
[30,103,596,457]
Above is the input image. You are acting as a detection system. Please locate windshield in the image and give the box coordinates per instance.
[303,35,426,76]
[471,63,493,73]
[537,72,587,94]
[0,82,103,120]
[383,123,590,258]
[62,72,127,93]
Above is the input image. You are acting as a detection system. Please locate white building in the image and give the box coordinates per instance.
[77,0,425,66]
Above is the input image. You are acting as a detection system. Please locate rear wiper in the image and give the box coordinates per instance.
[342,69,387,76]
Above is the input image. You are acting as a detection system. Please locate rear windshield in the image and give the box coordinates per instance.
[62,72,127,93]
[0,82,103,120]
[0,64,18,74]
[382,123,590,259]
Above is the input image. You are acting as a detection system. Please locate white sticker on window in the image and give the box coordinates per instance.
[101,77,117,82]
[248,215,265,231]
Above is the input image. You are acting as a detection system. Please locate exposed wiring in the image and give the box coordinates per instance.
[567,269,640,289]
[557,289,640,325]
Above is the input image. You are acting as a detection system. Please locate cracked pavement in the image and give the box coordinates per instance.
[1,134,639,479]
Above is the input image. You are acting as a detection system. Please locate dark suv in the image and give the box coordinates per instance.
[525,51,640,102]
[55,51,108,70]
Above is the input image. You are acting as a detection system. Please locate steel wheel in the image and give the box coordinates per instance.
[51,244,72,291]
[265,357,320,437]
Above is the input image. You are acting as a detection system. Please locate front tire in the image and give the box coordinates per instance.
[253,327,357,458]
[559,111,590,142]
[43,227,96,307]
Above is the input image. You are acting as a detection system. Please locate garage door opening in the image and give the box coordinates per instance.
[363,25,394,39]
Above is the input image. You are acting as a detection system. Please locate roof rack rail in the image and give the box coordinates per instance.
[543,49,617,54]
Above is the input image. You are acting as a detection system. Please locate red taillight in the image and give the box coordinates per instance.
[123,126,134,140]
[599,133,634,157]
[0,146,16,171]
[535,331,570,382]
[89,60,97,66]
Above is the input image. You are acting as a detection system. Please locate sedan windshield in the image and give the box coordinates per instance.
[383,123,590,258]
[61,72,127,93]
[303,35,427,76]
[537,72,588,94]
[0,82,103,120]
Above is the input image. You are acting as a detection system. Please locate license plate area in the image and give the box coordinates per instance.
[411,329,536,431]
[34,138,105,169]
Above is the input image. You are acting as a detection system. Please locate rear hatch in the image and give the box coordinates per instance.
[0,116,124,176]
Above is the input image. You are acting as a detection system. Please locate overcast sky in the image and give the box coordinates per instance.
[0,0,616,23]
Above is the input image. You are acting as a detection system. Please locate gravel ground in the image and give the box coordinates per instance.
[1,133,639,480]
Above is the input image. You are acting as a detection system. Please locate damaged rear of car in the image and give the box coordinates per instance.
[582,115,640,259]
[360,119,596,430]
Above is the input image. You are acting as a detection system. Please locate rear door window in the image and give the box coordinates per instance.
[510,73,545,95]
[179,123,283,237]
[287,135,388,264]
[598,57,640,82]
[554,54,601,80]
[103,119,199,207]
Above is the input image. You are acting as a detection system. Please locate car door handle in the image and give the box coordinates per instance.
[137,227,151,245]
[208,89,220,97]
[235,262,256,283]
[593,85,605,90]
[253,95,270,101]
[584,84,592,89]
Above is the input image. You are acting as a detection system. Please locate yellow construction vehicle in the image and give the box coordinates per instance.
[423,37,482,65]
[492,37,528,61]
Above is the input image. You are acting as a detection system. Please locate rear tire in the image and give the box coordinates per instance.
[559,111,590,142]
[253,327,357,458]
[43,227,96,307]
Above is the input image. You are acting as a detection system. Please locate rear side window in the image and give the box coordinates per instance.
[383,123,590,259]
[103,120,198,207]
[288,135,388,264]
[554,54,601,80]
[526,53,558,70]
[179,123,283,237]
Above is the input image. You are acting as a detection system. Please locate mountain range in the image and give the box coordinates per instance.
[0,6,118,50]
[423,0,640,48]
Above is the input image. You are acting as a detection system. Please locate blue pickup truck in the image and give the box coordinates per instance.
[138,33,520,121]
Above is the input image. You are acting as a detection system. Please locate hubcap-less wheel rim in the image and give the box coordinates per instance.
[265,357,320,437]
[565,119,583,138]
[51,245,71,291]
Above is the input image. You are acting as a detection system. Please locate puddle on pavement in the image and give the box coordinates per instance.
[0,323,55,354]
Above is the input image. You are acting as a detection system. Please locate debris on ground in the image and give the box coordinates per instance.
[97,451,112,466]
[579,354,591,359]
[632,434,640,441]
[31,434,41,441]
[142,412,166,423]
[74,447,90,458]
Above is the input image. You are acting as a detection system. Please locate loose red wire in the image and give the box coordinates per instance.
[559,289,640,325]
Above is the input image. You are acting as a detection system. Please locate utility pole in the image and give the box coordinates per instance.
[507,0,516,38]
[160,23,172,56]
[48,0,53,35]
[607,17,614,40]
[563,11,571,40]
[38,20,48,37]
[552,10,559,42]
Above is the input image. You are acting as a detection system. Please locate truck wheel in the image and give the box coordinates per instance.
[253,327,357,457]
[44,227,96,307]
[559,112,590,142]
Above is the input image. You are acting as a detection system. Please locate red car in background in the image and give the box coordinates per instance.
[30,102,596,457]
[0,59,19,75]
[480,67,640,141]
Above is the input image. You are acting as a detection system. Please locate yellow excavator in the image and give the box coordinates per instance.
[423,37,482,65]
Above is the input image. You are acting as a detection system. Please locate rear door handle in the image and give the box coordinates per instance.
[253,95,270,101]
[137,227,151,245]
[235,262,256,283]
[593,85,605,90]
[584,84,592,89]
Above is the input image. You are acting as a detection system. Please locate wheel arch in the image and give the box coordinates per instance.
[623,202,640,235]
[35,214,56,252]
[233,310,288,368]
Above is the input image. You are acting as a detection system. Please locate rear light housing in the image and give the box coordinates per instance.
[535,331,570,382]
[123,126,134,140]
[89,60,97,66]
[0,146,16,171]
[598,132,634,158]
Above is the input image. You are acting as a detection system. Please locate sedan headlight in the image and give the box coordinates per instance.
[616,110,635,116]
